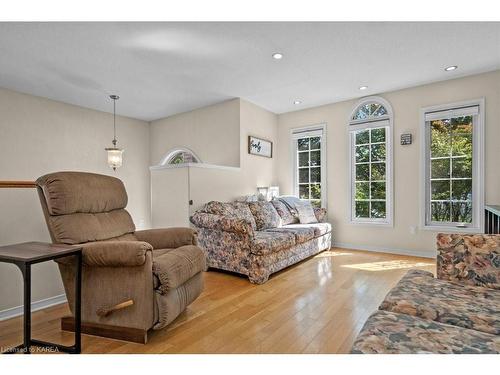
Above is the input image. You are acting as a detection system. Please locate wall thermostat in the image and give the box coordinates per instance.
[400,133,412,145]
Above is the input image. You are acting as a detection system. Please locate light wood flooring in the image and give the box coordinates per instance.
[0,248,435,354]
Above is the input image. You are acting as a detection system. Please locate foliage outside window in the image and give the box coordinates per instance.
[292,126,326,208]
[167,151,199,165]
[422,101,483,231]
[429,116,473,223]
[349,97,392,225]
[354,127,388,219]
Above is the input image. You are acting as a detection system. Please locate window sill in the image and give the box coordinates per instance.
[420,225,482,233]
[349,220,393,227]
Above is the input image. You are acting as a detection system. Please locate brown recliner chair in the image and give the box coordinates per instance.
[36,171,205,344]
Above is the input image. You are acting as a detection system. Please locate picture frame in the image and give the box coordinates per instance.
[248,136,273,158]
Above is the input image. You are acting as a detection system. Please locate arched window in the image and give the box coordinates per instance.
[349,97,393,225]
[160,147,202,166]
[351,100,389,122]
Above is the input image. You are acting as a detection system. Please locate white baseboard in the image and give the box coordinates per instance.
[0,294,67,322]
[334,242,436,259]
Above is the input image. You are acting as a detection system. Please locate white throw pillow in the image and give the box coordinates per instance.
[295,201,318,224]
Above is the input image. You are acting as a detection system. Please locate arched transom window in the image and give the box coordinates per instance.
[351,101,389,122]
[349,97,393,225]
[161,148,201,166]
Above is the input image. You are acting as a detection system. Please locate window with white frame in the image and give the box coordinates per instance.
[161,148,201,165]
[292,125,326,208]
[349,97,393,225]
[421,100,484,231]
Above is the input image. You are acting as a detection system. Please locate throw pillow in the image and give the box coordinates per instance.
[227,202,257,230]
[295,201,318,224]
[202,201,230,216]
[248,201,282,230]
[271,199,298,225]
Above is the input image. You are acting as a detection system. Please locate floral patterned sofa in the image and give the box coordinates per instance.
[190,199,332,284]
[351,234,500,354]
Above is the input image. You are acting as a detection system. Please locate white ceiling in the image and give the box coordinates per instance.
[0,22,499,121]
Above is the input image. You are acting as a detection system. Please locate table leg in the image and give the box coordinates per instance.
[74,252,82,353]
[22,263,31,354]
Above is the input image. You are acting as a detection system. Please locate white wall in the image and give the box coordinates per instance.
[0,87,151,313]
[149,98,279,226]
[149,99,241,167]
[276,70,500,257]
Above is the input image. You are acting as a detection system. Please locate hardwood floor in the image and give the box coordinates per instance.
[0,248,435,354]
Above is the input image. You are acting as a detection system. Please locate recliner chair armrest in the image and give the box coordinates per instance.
[190,212,254,237]
[134,228,198,249]
[60,240,153,267]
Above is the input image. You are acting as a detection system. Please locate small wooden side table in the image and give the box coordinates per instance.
[0,242,82,354]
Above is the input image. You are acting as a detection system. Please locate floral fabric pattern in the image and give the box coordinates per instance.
[202,200,230,216]
[191,200,332,284]
[190,212,254,236]
[226,202,257,230]
[313,207,327,222]
[351,310,500,354]
[251,231,296,256]
[379,269,500,335]
[285,223,331,237]
[271,199,298,225]
[248,201,282,230]
[437,233,500,290]
[265,227,316,244]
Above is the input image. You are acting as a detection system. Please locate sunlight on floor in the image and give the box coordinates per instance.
[342,259,434,272]
[317,258,333,285]
[315,250,353,258]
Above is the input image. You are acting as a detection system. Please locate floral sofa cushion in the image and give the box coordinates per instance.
[351,310,500,354]
[250,231,295,256]
[437,233,500,290]
[248,201,282,230]
[285,223,331,237]
[226,202,257,230]
[202,201,257,230]
[271,198,327,224]
[202,201,229,216]
[379,269,500,335]
[190,212,254,236]
[271,199,298,225]
[265,227,316,244]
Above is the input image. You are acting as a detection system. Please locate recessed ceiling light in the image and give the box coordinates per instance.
[272,52,283,60]
[294,100,302,105]
[359,86,368,91]
[445,65,458,71]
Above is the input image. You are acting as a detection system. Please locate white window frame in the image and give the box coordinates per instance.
[420,98,485,233]
[291,124,327,208]
[348,96,393,226]
[159,147,202,166]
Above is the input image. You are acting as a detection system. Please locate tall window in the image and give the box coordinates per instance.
[292,125,326,208]
[349,97,393,225]
[421,100,484,231]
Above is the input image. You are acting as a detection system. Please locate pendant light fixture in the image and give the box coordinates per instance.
[105,94,124,171]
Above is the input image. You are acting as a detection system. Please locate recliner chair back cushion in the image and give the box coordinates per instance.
[37,172,135,244]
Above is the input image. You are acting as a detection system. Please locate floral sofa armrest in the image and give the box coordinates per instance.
[313,207,327,222]
[436,233,500,290]
[190,212,254,237]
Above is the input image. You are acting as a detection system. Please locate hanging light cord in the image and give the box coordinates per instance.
[112,97,117,147]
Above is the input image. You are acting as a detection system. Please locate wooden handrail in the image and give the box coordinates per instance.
[0,181,37,188]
